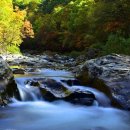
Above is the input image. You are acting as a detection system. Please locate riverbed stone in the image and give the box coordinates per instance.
[1,53,77,71]
[76,54,130,110]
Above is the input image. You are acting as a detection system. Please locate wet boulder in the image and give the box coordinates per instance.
[25,78,69,98]
[65,91,95,106]
[76,54,130,110]
[0,56,20,106]
[25,78,96,106]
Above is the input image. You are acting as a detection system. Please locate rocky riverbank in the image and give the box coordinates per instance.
[0,53,96,106]
[76,54,130,110]
[1,53,76,71]
[1,53,130,110]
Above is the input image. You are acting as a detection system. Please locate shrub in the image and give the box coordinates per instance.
[7,45,21,54]
[103,34,130,55]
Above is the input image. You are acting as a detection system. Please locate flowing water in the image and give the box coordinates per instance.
[0,69,130,130]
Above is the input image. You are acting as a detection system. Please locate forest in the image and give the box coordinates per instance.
[0,0,130,56]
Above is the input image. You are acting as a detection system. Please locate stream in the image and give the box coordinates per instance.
[0,67,130,130]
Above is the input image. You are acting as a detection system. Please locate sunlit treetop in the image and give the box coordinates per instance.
[0,0,27,53]
[13,0,42,5]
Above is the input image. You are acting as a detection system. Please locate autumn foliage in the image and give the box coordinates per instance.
[22,20,34,38]
[1,0,130,55]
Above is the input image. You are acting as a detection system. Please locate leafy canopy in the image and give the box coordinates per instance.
[0,0,26,53]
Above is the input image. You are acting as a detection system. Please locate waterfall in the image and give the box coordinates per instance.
[15,76,110,107]
[15,77,43,101]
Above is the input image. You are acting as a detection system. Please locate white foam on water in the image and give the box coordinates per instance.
[0,101,129,130]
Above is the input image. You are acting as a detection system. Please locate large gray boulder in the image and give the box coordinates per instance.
[76,54,130,110]
[25,78,96,106]
[0,56,19,106]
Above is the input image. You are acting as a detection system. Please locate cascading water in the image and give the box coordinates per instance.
[70,85,111,107]
[15,77,43,101]
[0,69,130,130]
[59,81,110,107]
[14,69,110,106]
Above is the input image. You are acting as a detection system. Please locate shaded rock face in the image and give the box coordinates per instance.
[61,79,80,86]
[0,57,20,106]
[25,78,96,106]
[76,54,130,110]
